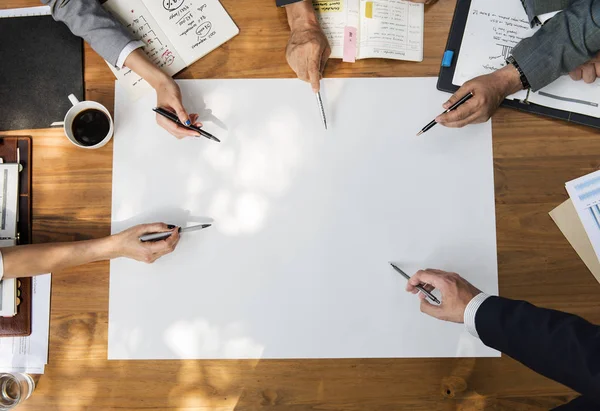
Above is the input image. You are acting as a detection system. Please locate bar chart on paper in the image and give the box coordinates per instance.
[566,170,600,261]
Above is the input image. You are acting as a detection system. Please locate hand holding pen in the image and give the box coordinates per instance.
[417,92,474,136]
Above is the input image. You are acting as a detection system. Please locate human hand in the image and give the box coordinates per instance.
[155,77,203,139]
[436,65,523,128]
[111,223,180,263]
[569,52,600,83]
[285,1,331,92]
[405,269,481,323]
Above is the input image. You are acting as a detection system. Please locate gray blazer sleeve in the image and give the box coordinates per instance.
[511,0,600,91]
[41,0,134,66]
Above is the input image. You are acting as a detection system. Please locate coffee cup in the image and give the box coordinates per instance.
[51,94,114,149]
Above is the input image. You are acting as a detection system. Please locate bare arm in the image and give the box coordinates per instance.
[0,223,180,279]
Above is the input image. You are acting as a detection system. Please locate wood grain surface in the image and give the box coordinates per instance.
[2,0,599,410]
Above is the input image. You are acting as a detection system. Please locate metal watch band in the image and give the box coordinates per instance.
[506,55,531,90]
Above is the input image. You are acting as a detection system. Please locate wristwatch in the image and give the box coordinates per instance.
[506,55,531,90]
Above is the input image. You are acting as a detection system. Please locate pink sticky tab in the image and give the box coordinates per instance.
[343,26,357,63]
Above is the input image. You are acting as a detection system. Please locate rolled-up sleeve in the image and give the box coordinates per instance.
[512,0,600,91]
[276,0,303,6]
[41,0,135,67]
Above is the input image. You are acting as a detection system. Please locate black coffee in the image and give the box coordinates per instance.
[71,109,110,147]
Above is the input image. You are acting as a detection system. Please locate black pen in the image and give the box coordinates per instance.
[152,107,220,142]
[416,92,474,136]
[389,262,441,305]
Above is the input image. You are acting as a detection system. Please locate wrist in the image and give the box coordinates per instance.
[285,1,318,30]
[495,65,525,96]
[98,235,123,260]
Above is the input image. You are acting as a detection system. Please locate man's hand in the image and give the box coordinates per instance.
[111,223,180,264]
[285,1,331,92]
[405,269,481,323]
[436,65,523,128]
[569,52,600,83]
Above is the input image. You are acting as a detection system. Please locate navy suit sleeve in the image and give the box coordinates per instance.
[475,296,600,403]
[276,0,303,6]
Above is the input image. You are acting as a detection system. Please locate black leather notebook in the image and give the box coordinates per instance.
[0,14,84,131]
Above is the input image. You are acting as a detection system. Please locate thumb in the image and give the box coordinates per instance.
[171,100,191,126]
[442,92,460,110]
[420,299,443,319]
[137,222,175,235]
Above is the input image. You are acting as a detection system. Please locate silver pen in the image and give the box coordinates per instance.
[390,262,441,304]
[316,90,328,130]
[139,224,212,242]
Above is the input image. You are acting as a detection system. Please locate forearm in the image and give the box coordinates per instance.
[41,0,134,66]
[1,237,118,279]
[512,0,600,91]
[124,49,170,89]
[476,297,600,402]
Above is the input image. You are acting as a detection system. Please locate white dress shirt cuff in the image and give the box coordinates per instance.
[0,250,4,280]
[116,40,145,69]
[464,292,491,339]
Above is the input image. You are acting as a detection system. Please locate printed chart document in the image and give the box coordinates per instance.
[315,0,423,62]
[453,0,600,117]
[0,274,51,374]
[104,0,238,99]
[566,170,600,264]
[109,77,498,360]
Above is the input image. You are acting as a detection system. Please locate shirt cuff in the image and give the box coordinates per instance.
[276,0,303,6]
[0,250,4,280]
[464,293,491,339]
[115,40,145,69]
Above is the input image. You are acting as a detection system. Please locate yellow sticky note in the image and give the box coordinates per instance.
[313,0,343,13]
[365,1,373,18]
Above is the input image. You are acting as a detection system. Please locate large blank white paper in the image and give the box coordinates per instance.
[110,78,499,360]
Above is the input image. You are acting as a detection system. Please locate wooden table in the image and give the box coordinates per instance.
[2,0,600,409]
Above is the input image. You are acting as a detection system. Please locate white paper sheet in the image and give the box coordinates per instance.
[0,274,51,373]
[109,77,499,360]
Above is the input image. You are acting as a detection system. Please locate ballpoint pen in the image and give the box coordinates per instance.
[416,92,474,136]
[152,107,220,142]
[389,262,441,304]
[316,90,328,130]
[139,224,212,242]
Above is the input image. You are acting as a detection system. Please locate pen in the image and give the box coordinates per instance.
[152,107,220,142]
[416,92,474,136]
[139,224,212,242]
[389,262,441,304]
[316,90,327,130]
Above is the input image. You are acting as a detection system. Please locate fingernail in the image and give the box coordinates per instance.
[185,119,191,126]
[435,116,442,122]
[167,224,176,229]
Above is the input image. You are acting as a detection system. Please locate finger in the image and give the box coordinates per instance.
[320,46,331,75]
[582,63,597,84]
[441,111,481,128]
[595,63,600,79]
[136,222,173,236]
[156,115,200,139]
[570,67,583,81]
[144,231,177,254]
[308,56,321,92]
[408,270,446,291]
[442,90,462,110]
[166,98,191,126]
[420,299,443,318]
[436,101,475,124]
[189,113,203,127]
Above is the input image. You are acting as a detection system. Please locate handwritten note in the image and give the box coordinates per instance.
[452,0,536,100]
[358,0,423,61]
[141,0,239,65]
[314,0,360,59]
[104,0,186,99]
[314,0,343,13]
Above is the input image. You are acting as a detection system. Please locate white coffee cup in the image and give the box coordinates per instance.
[51,94,114,149]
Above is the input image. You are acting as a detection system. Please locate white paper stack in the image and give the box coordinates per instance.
[0,274,51,374]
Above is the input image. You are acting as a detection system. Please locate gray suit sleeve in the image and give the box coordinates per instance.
[511,0,600,91]
[41,0,134,66]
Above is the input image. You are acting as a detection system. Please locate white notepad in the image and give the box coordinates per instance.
[316,0,424,62]
[104,0,239,99]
